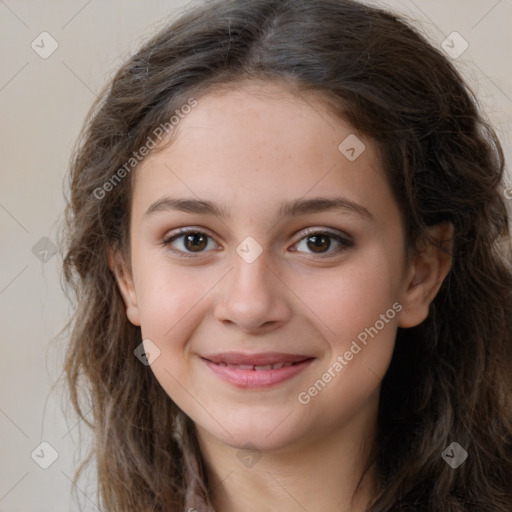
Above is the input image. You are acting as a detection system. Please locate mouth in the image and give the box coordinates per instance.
[200,352,315,388]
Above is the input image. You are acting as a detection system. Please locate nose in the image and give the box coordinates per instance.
[214,245,292,333]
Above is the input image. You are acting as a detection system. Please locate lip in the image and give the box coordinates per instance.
[201,352,315,389]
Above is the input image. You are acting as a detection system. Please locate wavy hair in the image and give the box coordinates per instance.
[58,0,512,510]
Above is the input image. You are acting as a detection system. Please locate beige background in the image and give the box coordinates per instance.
[1,1,511,510]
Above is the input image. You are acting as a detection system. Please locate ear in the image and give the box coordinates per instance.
[107,247,141,326]
[398,221,454,328]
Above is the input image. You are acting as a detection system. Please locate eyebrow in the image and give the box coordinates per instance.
[143,195,374,221]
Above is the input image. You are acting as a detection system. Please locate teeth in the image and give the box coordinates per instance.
[254,364,273,371]
[214,361,301,369]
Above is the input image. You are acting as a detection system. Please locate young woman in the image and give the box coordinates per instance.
[60,0,512,510]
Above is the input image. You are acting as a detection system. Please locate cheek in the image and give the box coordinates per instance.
[295,245,403,398]
[299,248,403,342]
[132,255,213,346]
[293,263,401,426]
[134,263,214,400]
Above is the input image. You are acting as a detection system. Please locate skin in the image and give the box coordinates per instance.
[110,80,453,512]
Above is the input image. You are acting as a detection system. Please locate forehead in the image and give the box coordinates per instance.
[131,81,392,223]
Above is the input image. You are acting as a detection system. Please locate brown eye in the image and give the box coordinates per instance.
[182,232,208,252]
[306,234,331,253]
[163,230,218,257]
[293,230,353,256]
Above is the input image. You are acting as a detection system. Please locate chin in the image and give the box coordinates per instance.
[196,410,310,453]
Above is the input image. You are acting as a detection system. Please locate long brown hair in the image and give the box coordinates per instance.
[57,0,512,510]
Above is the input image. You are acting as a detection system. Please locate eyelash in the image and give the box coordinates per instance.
[162,227,354,259]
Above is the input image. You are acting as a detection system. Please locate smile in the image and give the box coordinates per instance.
[200,352,315,388]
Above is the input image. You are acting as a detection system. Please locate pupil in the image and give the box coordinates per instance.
[308,235,330,253]
[185,233,207,251]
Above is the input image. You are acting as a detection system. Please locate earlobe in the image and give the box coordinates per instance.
[397,222,454,328]
[107,248,141,326]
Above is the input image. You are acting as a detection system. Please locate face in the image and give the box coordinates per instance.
[112,80,428,453]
